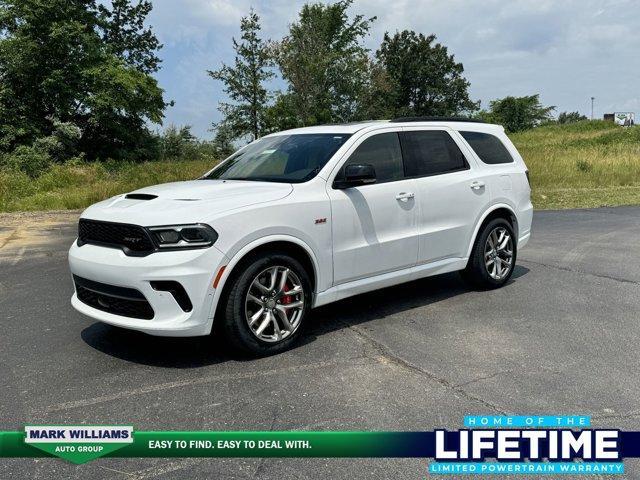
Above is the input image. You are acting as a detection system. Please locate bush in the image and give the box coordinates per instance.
[479,94,555,133]
[159,125,198,160]
[0,145,52,178]
[558,111,588,124]
[0,119,85,178]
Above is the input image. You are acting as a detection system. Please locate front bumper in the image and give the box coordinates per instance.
[68,240,229,336]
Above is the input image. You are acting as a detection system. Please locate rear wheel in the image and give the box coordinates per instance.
[219,252,311,356]
[462,218,516,288]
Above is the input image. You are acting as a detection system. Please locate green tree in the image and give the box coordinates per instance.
[79,55,166,159]
[272,0,375,126]
[98,0,161,74]
[263,93,300,133]
[354,59,396,120]
[480,95,555,132]
[557,111,587,124]
[375,31,478,118]
[0,0,101,149]
[159,125,196,159]
[0,0,167,159]
[211,122,235,158]
[208,9,273,141]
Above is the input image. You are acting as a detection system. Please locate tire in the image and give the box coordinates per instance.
[219,252,312,356]
[462,217,517,289]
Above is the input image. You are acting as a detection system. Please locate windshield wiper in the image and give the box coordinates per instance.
[203,177,290,183]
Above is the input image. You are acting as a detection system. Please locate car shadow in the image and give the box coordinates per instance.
[305,265,529,339]
[81,265,529,367]
[81,322,229,368]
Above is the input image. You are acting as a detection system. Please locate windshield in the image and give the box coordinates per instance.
[202,133,351,183]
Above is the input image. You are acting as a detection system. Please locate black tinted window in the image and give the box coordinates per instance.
[401,130,468,177]
[460,131,514,164]
[342,132,403,183]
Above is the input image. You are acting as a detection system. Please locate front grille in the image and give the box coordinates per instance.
[78,219,155,255]
[74,275,154,320]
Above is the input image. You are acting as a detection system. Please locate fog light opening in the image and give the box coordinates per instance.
[150,281,193,312]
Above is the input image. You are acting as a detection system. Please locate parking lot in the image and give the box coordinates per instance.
[1,206,639,479]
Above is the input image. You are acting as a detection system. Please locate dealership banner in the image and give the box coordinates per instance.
[2,416,640,473]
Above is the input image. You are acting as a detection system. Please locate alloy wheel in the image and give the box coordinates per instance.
[244,266,305,343]
[484,227,514,280]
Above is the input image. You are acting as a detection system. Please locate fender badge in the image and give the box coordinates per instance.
[314,218,327,224]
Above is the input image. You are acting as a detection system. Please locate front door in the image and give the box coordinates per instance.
[327,131,419,285]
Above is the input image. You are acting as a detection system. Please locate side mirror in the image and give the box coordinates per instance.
[335,164,376,188]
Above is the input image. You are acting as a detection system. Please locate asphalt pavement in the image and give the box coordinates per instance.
[1,206,639,479]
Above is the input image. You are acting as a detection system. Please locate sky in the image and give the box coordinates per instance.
[146,0,640,138]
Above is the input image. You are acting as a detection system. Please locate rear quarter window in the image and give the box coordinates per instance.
[460,131,514,165]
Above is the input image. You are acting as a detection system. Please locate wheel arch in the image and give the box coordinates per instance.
[209,235,320,331]
[466,204,518,259]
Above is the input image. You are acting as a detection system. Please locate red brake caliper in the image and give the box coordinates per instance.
[280,282,293,305]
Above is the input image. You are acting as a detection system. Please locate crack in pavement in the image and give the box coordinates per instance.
[453,370,515,388]
[345,323,509,415]
[520,258,640,285]
[252,410,280,479]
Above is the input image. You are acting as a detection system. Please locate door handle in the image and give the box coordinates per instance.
[470,180,485,190]
[395,192,415,201]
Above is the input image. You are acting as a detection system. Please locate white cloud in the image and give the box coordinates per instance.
[146,0,640,136]
[149,0,248,46]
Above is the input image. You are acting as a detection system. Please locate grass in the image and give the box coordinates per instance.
[0,158,217,212]
[0,120,639,212]
[511,120,640,209]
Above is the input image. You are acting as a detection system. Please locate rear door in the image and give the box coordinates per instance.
[328,130,419,285]
[458,129,522,204]
[400,127,490,264]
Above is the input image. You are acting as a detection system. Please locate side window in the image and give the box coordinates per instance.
[401,130,468,177]
[340,132,404,184]
[460,131,514,164]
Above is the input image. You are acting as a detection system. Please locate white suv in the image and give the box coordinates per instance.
[69,118,532,355]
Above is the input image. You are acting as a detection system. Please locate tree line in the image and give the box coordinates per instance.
[208,1,479,147]
[207,1,577,149]
[0,1,165,158]
[0,0,582,178]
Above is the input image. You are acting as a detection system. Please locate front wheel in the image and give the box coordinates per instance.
[219,252,311,356]
[462,218,517,289]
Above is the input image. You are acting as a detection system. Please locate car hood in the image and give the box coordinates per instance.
[81,180,293,225]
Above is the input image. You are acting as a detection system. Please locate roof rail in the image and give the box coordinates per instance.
[390,116,484,123]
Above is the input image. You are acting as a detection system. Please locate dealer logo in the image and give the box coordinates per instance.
[24,425,133,464]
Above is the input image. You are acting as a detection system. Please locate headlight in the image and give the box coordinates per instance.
[147,224,218,249]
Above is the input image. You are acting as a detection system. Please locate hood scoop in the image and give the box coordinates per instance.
[125,193,158,200]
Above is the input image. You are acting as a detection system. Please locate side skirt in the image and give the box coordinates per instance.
[313,257,468,308]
